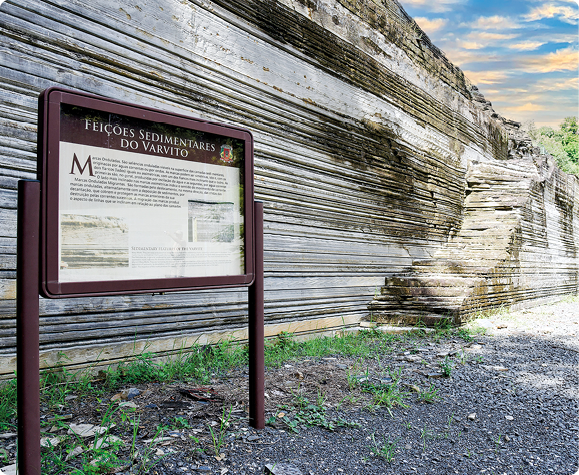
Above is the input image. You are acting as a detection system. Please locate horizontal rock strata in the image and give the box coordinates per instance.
[0,0,576,373]
[368,124,579,325]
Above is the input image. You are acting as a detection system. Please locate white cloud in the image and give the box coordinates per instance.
[471,32,520,41]
[399,0,465,13]
[524,4,579,24]
[459,41,486,50]
[413,17,448,34]
[507,41,546,51]
[457,31,519,49]
[437,47,500,67]
[533,76,578,91]
[527,32,578,46]
[463,70,510,85]
[467,15,521,30]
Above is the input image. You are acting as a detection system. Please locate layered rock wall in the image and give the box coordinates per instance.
[0,0,576,375]
[369,124,579,324]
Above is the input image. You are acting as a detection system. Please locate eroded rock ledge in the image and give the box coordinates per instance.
[368,120,578,325]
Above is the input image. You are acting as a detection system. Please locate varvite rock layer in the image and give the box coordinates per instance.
[0,0,576,374]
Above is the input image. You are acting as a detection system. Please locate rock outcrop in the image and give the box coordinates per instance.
[0,0,576,375]
[368,117,578,325]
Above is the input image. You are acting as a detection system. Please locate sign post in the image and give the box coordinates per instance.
[16,88,264,474]
[16,179,41,475]
[249,200,265,429]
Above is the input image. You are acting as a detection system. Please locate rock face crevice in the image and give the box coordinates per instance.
[368,121,578,325]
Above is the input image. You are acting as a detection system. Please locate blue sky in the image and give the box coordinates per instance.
[400,0,578,128]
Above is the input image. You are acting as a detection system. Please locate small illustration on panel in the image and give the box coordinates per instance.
[188,201,235,243]
[60,214,129,269]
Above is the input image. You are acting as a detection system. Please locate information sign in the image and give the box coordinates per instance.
[38,88,254,297]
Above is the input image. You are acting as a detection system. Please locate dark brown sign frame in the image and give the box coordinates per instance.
[38,87,254,298]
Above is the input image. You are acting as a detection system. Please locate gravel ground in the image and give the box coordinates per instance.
[2,300,578,475]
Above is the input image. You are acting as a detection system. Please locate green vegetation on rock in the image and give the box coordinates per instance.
[528,116,579,175]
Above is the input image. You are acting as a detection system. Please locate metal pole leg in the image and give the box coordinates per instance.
[17,179,41,475]
[248,200,264,429]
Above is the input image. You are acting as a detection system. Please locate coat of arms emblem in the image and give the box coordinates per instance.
[220,144,233,163]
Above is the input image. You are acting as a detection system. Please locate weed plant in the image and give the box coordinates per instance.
[420,426,434,452]
[443,412,455,438]
[370,433,398,462]
[263,329,395,367]
[271,391,359,433]
[208,405,234,456]
[40,401,166,474]
[439,356,453,377]
[561,295,579,304]
[105,339,247,387]
[417,383,441,403]
[356,369,410,416]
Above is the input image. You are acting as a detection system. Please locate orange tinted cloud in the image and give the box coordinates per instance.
[522,47,579,72]
[502,102,546,112]
[469,31,519,41]
[458,31,519,49]
[414,17,448,34]
[463,70,509,85]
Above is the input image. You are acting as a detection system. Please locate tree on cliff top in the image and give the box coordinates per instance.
[528,117,579,175]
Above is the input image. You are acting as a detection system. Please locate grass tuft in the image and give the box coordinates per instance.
[0,378,17,431]
[370,433,398,462]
